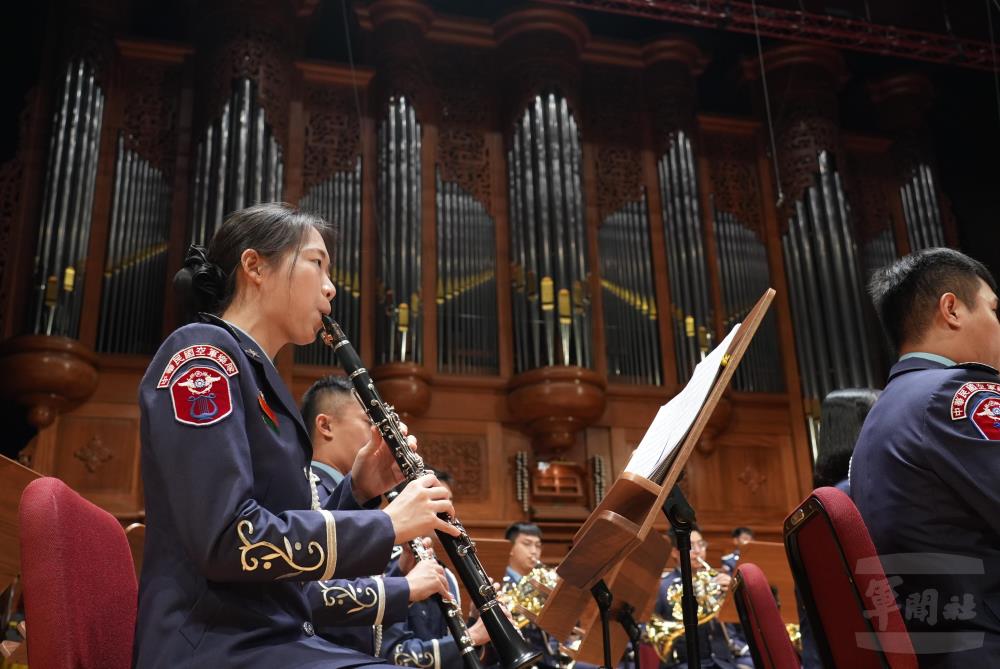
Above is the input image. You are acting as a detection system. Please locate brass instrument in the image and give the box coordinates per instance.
[497,563,581,669]
[643,557,728,662]
[497,563,559,629]
[786,622,802,652]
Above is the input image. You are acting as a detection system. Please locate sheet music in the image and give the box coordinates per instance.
[624,323,742,479]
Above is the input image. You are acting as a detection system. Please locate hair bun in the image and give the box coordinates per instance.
[173,244,227,320]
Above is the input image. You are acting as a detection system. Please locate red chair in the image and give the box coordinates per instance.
[19,477,137,669]
[784,486,917,669]
[731,563,800,669]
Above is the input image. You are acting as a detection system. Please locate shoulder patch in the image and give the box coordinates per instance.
[170,366,233,426]
[157,344,239,388]
[970,395,1000,440]
[950,381,1000,420]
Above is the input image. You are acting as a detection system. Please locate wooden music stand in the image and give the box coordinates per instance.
[718,541,799,625]
[537,289,776,666]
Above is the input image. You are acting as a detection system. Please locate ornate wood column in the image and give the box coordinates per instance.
[497,7,605,454]
[745,45,876,448]
[367,0,436,416]
[0,0,123,443]
[642,39,716,386]
[869,72,955,252]
[187,0,295,247]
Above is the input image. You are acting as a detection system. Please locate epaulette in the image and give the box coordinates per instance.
[952,362,1000,376]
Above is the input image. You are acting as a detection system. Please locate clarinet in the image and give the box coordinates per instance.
[386,491,484,669]
[321,316,541,669]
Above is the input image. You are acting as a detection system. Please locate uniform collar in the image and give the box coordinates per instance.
[198,313,312,449]
[899,351,957,367]
[312,461,345,487]
[887,354,950,382]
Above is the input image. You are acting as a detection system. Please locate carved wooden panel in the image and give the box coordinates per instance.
[774,98,841,208]
[643,60,699,152]
[303,85,361,189]
[416,432,488,501]
[52,416,138,493]
[585,65,644,220]
[120,56,182,174]
[432,44,494,213]
[197,16,293,144]
[32,399,144,520]
[701,126,764,236]
[845,144,896,245]
[0,104,27,338]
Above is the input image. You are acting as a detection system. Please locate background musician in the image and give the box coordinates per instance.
[301,374,456,658]
[655,527,751,669]
[380,470,492,669]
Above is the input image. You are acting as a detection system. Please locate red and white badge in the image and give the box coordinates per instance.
[170,366,233,427]
[157,344,238,388]
[970,396,1000,441]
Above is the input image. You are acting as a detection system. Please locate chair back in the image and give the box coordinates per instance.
[19,477,137,669]
[784,486,917,669]
[732,562,800,669]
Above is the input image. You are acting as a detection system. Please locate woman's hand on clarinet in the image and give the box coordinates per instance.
[405,559,451,603]
[351,423,417,503]
[385,475,461,542]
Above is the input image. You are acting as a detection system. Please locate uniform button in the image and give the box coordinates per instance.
[303,621,315,637]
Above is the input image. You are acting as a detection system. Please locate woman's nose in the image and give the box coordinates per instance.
[323,275,336,301]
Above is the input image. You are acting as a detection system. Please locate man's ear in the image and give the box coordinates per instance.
[315,413,335,438]
[940,292,961,328]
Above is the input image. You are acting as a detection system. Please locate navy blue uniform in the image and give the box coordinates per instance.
[135,317,408,668]
[852,355,1000,667]
[720,551,740,576]
[381,567,467,668]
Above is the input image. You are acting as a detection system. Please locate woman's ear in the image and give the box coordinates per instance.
[240,248,264,285]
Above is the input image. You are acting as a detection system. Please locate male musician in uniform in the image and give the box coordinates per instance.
[301,375,450,657]
[380,470,491,669]
[502,523,565,669]
[852,248,1000,667]
[656,527,751,669]
[303,377,490,666]
[720,527,753,575]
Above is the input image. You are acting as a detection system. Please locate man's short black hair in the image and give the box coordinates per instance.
[301,375,353,434]
[731,526,754,538]
[428,468,453,486]
[868,248,997,351]
[666,523,702,550]
[505,522,542,542]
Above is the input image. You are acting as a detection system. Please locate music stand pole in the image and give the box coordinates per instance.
[590,580,614,669]
[662,482,700,668]
[617,603,642,669]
